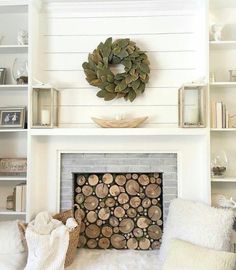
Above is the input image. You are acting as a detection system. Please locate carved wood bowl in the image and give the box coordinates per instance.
[91,117,148,128]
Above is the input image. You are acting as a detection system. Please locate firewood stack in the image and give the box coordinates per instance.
[75,173,163,250]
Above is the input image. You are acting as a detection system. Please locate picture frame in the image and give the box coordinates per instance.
[0,107,26,129]
[0,68,6,85]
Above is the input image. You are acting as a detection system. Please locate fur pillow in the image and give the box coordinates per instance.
[162,239,236,270]
[159,199,234,267]
[0,220,25,254]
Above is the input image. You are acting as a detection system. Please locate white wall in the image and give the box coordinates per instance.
[27,0,210,220]
[35,0,207,128]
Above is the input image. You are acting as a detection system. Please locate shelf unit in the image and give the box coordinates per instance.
[0,209,26,215]
[210,41,236,50]
[29,127,208,137]
[210,82,236,87]
[0,1,28,220]
[210,0,236,211]
[211,177,236,183]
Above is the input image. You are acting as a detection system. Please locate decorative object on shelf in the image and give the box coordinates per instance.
[229,70,236,82]
[17,30,28,45]
[212,194,236,209]
[82,37,150,102]
[0,68,6,85]
[91,116,148,128]
[6,195,14,210]
[0,158,27,176]
[32,86,59,128]
[210,24,224,41]
[211,151,228,178]
[12,58,28,85]
[0,107,26,129]
[178,84,206,128]
[75,172,163,250]
[229,114,236,128]
[211,101,230,129]
[209,72,215,83]
[13,183,26,212]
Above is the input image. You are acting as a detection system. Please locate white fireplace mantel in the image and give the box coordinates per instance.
[28,133,210,221]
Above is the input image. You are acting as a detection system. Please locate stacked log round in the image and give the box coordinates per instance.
[75,173,163,250]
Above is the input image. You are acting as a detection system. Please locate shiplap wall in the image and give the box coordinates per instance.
[38,0,206,128]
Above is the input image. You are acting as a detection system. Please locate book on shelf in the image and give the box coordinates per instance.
[13,183,26,212]
[211,101,230,129]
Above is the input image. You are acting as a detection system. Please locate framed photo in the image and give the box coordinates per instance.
[0,68,6,85]
[0,107,25,129]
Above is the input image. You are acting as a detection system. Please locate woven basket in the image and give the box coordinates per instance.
[18,207,81,268]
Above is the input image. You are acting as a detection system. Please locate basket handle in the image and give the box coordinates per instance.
[73,204,82,226]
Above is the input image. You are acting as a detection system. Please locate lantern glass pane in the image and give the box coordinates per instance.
[183,87,200,126]
[32,88,52,127]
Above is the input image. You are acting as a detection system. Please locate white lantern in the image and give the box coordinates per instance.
[178,84,207,128]
[32,86,59,128]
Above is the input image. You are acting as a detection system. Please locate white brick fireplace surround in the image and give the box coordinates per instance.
[28,134,210,220]
[60,153,177,222]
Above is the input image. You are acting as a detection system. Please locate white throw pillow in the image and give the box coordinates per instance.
[0,220,25,254]
[162,239,236,270]
[159,198,234,267]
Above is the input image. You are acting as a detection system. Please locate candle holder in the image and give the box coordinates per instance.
[178,84,207,128]
[31,86,59,128]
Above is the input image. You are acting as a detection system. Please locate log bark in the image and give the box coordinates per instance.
[98,238,110,249]
[119,218,134,234]
[139,238,150,250]
[127,238,138,250]
[84,196,99,211]
[138,174,150,185]
[96,183,109,198]
[88,174,99,186]
[126,180,140,196]
[85,224,100,239]
[115,175,127,186]
[111,234,126,249]
[102,173,113,184]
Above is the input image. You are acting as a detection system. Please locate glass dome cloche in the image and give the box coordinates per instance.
[12,58,28,85]
[211,151,228,178]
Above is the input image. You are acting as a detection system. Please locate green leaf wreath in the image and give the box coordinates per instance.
[82,37,150,102]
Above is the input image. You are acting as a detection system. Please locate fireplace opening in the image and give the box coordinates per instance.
[73,172,163,250]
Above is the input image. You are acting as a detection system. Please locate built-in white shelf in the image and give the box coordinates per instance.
[210,82,236,88]
[210,0,236,9]
[0,85,28,91]
[211,177,236,183]
[0,129,27,133]
[211,128,236,132]
[210,41,236,50]
[0,176,27,182]
[30,128,207,137]
[0,209,26,215]
[0,45,28,53]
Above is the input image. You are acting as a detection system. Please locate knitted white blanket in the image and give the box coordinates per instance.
[24,212,69,270]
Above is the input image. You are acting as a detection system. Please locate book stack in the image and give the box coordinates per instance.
[211,101,230,129]
[13,184,26,212]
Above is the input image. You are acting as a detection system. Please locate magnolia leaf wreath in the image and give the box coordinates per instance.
[82,37,150,102]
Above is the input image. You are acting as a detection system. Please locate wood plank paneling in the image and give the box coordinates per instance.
[41,16,196,35]
[44,51,196,71]
[43,34,196,53]
[39,7,203,127]
[59,105,178,124]
[43,69,197,88]
[59,88,178,106]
